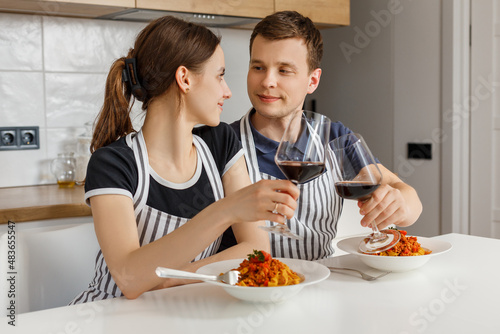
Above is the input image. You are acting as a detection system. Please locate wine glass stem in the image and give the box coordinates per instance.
[370,222,387,242]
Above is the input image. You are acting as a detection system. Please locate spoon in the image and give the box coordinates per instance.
[155,267,240,285]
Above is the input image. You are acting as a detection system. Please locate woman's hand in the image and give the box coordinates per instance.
[221,179,299,225]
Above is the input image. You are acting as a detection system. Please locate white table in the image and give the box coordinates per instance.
[2,233,499,334]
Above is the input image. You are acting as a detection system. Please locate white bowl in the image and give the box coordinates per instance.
[196,258,330,303]
[337,236,452,272]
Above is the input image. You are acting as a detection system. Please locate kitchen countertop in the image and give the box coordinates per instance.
[0,184,91,224]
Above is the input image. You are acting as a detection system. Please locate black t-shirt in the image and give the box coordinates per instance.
[84,123,243,219]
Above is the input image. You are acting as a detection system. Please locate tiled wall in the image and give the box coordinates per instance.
[0,13,251,187]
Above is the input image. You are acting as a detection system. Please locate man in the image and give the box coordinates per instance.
[220,11,422,260]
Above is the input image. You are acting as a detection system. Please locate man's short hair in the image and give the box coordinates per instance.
[250,11,323,72]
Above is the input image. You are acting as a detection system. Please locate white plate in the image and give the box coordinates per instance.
[196,258,330,303]
[337,236,452,272]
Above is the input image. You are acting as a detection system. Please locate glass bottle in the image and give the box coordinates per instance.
[51,152,76,188]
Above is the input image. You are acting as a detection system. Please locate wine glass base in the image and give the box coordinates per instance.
[359,229,401,254]
[259,224,303,240]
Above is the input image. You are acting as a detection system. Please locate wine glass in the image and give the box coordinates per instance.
[259,110,331,240]
[329,133,400,253]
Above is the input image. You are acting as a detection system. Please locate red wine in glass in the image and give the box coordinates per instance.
[334,181,380,200]
[277,161,326,184]
[261,110,331,240]
[330,133,400,253]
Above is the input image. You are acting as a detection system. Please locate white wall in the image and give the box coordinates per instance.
[313,0,442,237]
[0,13,250,188]
[393,0,441,237]
[311,0,394,168]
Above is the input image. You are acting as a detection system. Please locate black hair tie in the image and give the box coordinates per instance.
[122,58,147,100]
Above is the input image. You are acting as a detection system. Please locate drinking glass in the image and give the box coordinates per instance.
[51,152,76,188]
[329,133,400,253]
[259,110,331,240]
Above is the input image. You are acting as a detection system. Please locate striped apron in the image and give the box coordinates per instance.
[240,111,342,260]
[71,130,224,303]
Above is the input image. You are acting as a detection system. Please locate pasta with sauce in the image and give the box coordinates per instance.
[370,230,432,256]
[233,250,302,287]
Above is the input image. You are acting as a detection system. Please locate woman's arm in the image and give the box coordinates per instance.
[91,157,299,298]
[155,157,300,288]
[357,164,423,230]
[90,191,235,299]
[216,156,271,255]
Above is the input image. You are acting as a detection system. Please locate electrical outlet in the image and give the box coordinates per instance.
[1,130,17,147]
[0,126,39,150]
[20,127,39,148]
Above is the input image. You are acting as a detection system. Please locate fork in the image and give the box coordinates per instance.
[155,267,240,285]
[327,266,390,281]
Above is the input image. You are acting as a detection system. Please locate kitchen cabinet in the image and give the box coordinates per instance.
[276,0,350,26]
[0,0,134,18]
[137,0,349,26]
[0,0,349,27]
[137,0,274,19]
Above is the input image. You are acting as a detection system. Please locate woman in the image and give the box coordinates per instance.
[71,16,299,303]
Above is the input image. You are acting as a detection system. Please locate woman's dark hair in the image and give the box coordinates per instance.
[91,16,221,152]
[250,11,323,72]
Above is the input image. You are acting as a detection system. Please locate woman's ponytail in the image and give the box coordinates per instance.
[90,57,134,153]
